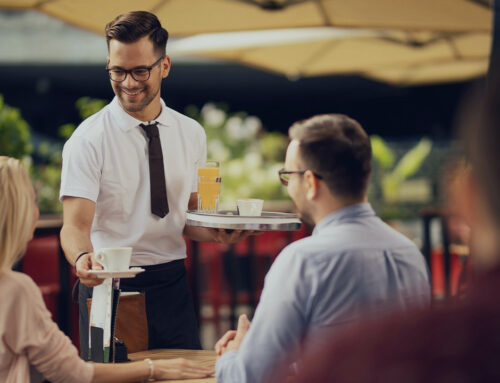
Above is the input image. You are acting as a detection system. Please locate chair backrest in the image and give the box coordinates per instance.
[87,292,148,354]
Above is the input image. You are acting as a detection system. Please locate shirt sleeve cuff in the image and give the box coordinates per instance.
[215,350,238,381]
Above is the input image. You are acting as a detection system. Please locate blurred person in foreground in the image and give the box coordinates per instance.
[272,76,500,383]
[59,11,254,357]
[0,156,213,383]
[214,114,430,383]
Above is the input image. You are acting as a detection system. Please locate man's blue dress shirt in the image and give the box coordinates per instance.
[216,203,430,383]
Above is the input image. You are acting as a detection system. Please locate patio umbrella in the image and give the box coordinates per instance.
[168,28,491,84]
[0,0,492,36]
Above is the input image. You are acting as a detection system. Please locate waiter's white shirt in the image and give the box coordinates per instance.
[60,97,207,266]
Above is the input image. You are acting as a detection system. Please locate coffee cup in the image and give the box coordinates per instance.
[95,247,132,272]
[237,199,264,216]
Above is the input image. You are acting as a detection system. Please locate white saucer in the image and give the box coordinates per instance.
[87,267,145,279]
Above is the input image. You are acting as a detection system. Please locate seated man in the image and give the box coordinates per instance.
[271,74,500,383]
[215,114,430,383]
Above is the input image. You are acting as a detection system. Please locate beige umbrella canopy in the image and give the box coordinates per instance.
[367,59,489,86]
[0,0,492,36]
[169,29,491,84]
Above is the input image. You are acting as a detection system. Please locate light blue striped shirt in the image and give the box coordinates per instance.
[216,203,430,383]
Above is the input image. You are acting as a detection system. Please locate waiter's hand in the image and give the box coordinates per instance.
[215,314,251,356]
[76,252,103,287]
[209,229,262,244]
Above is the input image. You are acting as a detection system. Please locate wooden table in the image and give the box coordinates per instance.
[129,349,217,383]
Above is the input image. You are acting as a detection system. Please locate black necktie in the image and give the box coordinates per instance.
[140,122,169,218]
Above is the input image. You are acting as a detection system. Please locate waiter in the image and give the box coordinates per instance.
[59,11,251,358]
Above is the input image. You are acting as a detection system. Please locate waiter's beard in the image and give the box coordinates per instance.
[116,83,160,114]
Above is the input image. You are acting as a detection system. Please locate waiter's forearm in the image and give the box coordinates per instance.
[60,224,94,265]
[60,197,96,265]
[183,225,214,242]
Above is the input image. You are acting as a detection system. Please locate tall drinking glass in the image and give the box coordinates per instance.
[197,161,221,213]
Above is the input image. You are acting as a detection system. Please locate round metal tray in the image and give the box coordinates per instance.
[186,210,302,231]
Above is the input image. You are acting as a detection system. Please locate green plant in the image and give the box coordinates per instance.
[33,97,108,213]
[371,136,432,203]
[370,136,433,220]
[0,95,32,159]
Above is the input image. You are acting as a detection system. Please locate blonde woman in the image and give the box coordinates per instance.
[0,156,213,382]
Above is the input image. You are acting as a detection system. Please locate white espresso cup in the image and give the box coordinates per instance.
[94,247,132,272]
[237,199,264,216]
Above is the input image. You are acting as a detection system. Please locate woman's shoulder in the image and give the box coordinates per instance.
[0,270,41,298]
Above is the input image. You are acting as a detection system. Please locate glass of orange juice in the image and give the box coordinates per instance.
[197,161,221,213]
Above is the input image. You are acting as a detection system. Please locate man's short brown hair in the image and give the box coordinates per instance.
[289,114,372,199]
[105,11,168,56]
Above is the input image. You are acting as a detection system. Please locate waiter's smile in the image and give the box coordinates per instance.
[121,87,145,97]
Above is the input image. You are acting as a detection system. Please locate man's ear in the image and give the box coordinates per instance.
[305,170,319,201]
[161,55,171,79]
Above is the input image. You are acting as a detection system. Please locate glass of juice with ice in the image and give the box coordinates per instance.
[197,161,221,213]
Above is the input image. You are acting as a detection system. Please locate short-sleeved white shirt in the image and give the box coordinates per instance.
[60,97,207,266]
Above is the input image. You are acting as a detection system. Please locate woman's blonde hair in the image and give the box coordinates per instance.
[0,156,36,271]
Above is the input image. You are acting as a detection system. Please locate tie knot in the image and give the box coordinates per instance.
[140,122,159,138]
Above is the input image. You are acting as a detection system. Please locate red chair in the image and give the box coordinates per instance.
[431,244,471,299]
[185,226,312,333]
[22,235,61,321]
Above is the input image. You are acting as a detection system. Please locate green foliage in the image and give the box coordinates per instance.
[58,123,77,140]
[33,97,108,213]
[370,136,434,219]
[188,103,289,205]
[259,132,288,163]
[76,97,108,120]
[0,95,32,159]
[370,135,395,169]
[392,138,432,181]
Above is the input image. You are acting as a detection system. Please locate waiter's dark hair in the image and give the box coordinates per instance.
[289,114,372,199]
[105,11,168,56]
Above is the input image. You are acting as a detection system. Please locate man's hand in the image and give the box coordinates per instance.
[209,229,261,244]
[75,252,103,287]
[215,314,251,356]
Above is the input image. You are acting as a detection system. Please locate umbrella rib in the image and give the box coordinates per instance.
[33,0,59,7]
[296,39,342,76]
[235,0,313,10]
[467,0,492,10]
[444,35,463,60]
[315,0,333,27]
[379,32,466,49]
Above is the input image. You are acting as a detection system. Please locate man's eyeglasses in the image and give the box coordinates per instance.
[278,168,323,186]
[106,56,164,82]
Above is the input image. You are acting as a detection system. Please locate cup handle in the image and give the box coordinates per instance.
[94,251,107,271]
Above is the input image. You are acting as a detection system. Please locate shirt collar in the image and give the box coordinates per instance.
[110,96,170,132]
[312,202,375,235]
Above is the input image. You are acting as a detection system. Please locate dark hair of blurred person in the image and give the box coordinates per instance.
[105,11,168,56]
[268,74,500,383]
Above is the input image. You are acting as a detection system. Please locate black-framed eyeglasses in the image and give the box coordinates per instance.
[278,168,323,186]
[106,56,164,82]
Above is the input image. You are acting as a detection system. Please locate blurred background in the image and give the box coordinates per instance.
[0,0,493,349]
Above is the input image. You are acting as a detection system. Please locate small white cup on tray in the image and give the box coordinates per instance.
[236,199,264,216]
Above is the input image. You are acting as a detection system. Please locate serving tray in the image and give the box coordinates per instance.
[186,210,301,231]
